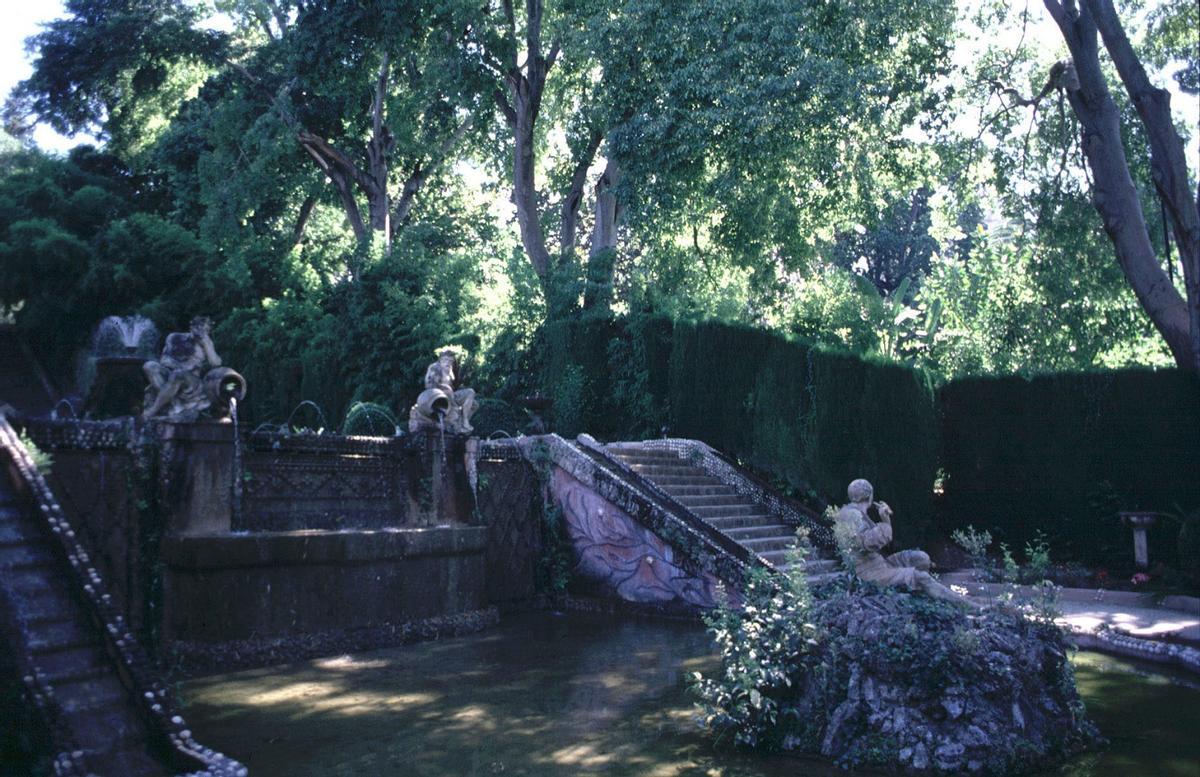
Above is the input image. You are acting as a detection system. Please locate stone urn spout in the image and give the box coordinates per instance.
[205,367,247,417]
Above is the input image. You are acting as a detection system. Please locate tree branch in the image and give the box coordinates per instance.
[1085,0,1198,268]
[293,195,316,246]
[559,129,604,259]
[493,88,517,126]
[392,113,477,231]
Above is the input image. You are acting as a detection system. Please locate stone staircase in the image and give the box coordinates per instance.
[1,459,169,774]
[0,417,243,776]
[605,443,840,582]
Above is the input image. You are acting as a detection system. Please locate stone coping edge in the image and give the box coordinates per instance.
[1070,629,1200,676]
[162,525,488,568]
[167,607,500,675]
[941,574,1200,615]
[498,593,706,623]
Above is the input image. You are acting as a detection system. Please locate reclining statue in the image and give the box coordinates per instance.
[835,479,978,607]
[408,349,477,434]
[142,316,246,422]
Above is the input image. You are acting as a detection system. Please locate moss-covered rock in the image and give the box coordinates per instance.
[696,577,1101,774]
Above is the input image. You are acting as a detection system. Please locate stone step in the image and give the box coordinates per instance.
[0,518,42,546]
[704,514,779,530]
[652,475,725,487]
[54,673,129,716]
[757,549,805,567]
[673,494,756,508]
[607,444,680,457]
[85,742,168,777]
[722,524,799,541]
[0,542,56,570]
[22,593,77,626]
[67,702,148,752]
[611,451,686,464]
[691,504,767,518]
[741,536,801,553]
[658,484,737,498]
[774,557,828,572]
[36,645,112,685]
[628,464,708,478]
[4,566,57,597]
[28,618,96,655]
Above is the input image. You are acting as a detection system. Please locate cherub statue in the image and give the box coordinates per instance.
[408,349,477,434]
[835,478,978,607]
[142,316,245,421]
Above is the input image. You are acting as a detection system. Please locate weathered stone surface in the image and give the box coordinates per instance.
[782,590,1101,774]
[408,350,477,433]
[161,526,489,642]
[142,316,245,422]
[550,467,723,607]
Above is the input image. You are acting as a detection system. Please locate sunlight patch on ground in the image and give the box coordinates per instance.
[548,742,615,769]
[314,655,393,671]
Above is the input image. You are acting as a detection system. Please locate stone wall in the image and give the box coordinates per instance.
[476,452,542,607]
[161,527,489,642]
[20,418,501,661]
[238,431,476,531]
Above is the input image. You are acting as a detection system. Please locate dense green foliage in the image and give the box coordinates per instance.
[0,1,1195,573]
[216,236,480,427]
[0,143,226,378]
[938,368,1200,567]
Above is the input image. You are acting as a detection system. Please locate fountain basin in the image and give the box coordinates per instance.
[161,526,489,645]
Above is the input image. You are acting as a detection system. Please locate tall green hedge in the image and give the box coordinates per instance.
[531,315,1196,567]
[668,320,940,544]
[938,369,1200,565]
[538,314,674,439]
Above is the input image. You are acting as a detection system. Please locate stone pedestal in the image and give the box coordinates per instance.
[405,430,477,526]
[1120,511,1157,569]
[158,420,236,535]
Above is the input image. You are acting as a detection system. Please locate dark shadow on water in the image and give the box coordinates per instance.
[180,613,1200,777]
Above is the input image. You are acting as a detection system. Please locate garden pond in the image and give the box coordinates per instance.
[180,612,1200,776]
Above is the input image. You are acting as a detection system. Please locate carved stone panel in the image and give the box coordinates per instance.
[550,468,722,608]
[242,451,402,531]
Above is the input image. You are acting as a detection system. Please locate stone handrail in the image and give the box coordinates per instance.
[573,435,766,569]
[0,415,246,776]
[512,434,761,591]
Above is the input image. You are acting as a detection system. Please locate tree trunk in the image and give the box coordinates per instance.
[292,195,316,247]
[584,157,623,313]
[1043,0,1197,370]
[495,0,561,298]
[508,79,552,281]
[365,54,392,240]
[1083,0,1200,373]
[560,131,604,262]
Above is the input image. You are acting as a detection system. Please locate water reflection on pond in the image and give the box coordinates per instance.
[181,612,1200,776]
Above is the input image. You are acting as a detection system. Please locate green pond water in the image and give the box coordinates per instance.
[180,612,1200,777]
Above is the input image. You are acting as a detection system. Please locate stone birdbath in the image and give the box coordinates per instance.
[1119,511,1158,569]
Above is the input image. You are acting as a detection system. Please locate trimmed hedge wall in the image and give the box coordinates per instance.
[938,369,1200,566]
[668,321,940,544]
[532,315,1196,567]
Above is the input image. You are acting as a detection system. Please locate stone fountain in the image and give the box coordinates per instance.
[83,315,160,418]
